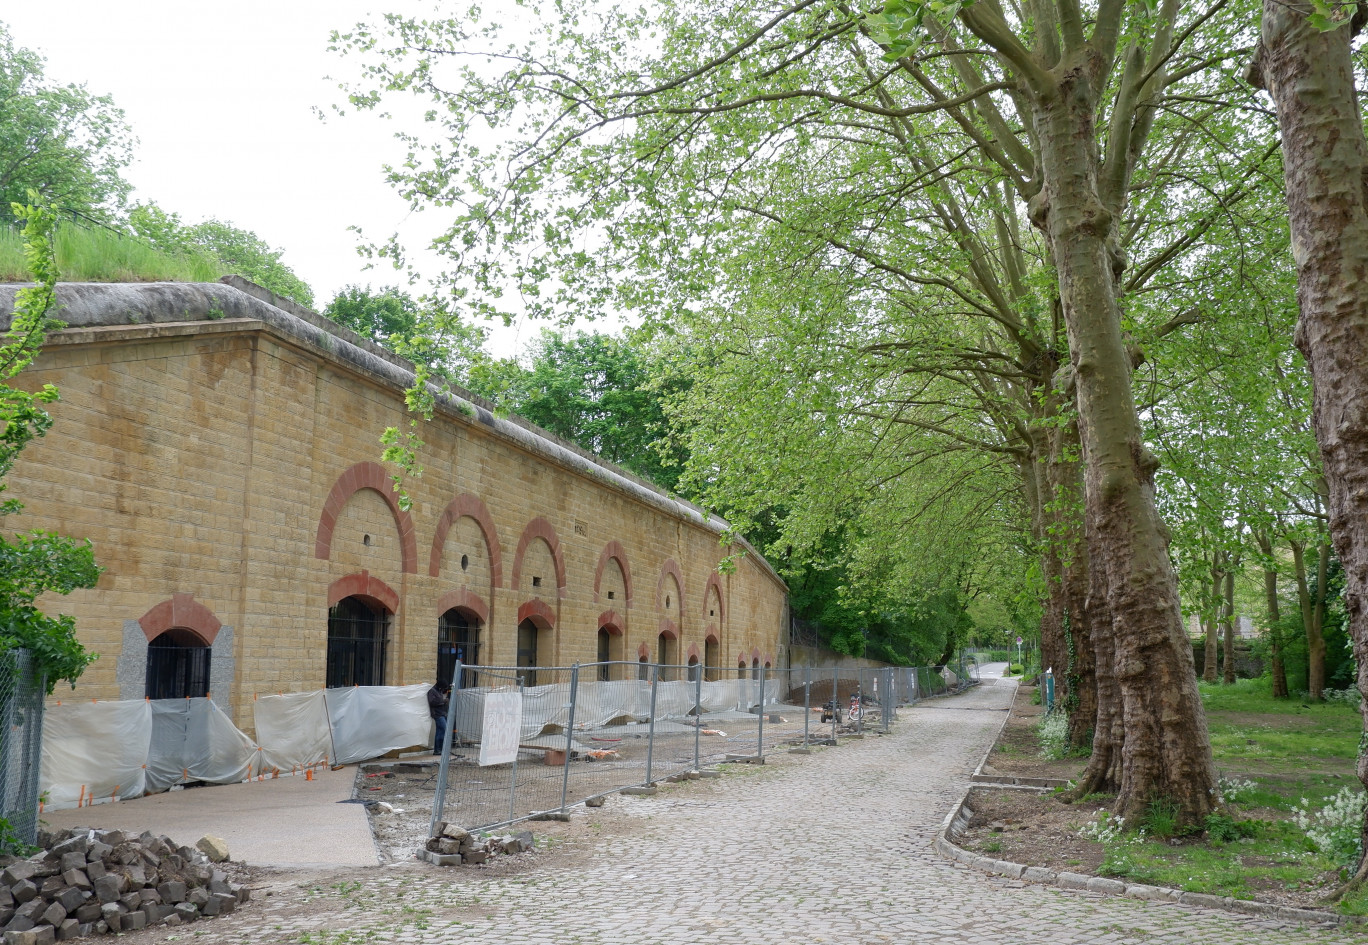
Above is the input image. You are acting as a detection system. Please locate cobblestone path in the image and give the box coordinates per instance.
[133,678,1359,945]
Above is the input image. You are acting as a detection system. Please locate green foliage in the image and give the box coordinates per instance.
[0,22,134,225]
[129,203,313,306]
[0,199,100,691]
[324,285,490,385]
[465,329,686,489]
[1037,712,1068,761]
[0,222,223,283]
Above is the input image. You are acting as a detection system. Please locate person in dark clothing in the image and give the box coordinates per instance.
[428,681,451,754]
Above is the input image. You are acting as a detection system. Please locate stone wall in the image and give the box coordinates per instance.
[0,282,788,733]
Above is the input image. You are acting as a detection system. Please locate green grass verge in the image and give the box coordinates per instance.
[1083,676,1367,915]
[0,224,223,284]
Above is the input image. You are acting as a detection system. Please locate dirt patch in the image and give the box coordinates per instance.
[978,684,1086,781]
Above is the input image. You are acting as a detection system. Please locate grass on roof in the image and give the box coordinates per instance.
[0,223,224,284]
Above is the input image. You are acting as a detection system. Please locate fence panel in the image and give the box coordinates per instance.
[431,653,981,832]
[0,650,44,848]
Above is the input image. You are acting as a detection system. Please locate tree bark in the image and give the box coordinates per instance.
[1029,47,1218,826]
[1250,0,1368,886]
[1256,529,1289,698]
[1069,508,1122,797]
[1291,538,1328,701]
[1222,565,1237,685]
[1203,553,1222,683]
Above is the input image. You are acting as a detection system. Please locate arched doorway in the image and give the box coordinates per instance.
[597,628,612,681]
[705,638,719,681]
[687,654,701,683]
[639,652,650,681]
[737,657,747,679]
[145,628,211,699]
[517,619,539,687]
[751,656,760,680]
[327,596,389,687]
[438,608,481,689]
[657,633,676,681]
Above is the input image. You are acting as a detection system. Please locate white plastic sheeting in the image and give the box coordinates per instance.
[252,691,332,772]
[41,700,151,809]
[446,677,779,745]
[322,685,430,765]
[145,699,258,793]
[42,685,436,812]
[39,677,782,810]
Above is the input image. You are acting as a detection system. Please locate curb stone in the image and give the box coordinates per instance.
[937,734,1366,929]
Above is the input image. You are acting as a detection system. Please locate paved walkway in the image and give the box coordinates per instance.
[119,677,1358,944]
[44,762,378,868]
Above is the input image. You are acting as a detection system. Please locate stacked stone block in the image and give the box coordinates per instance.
[0,830,249,943]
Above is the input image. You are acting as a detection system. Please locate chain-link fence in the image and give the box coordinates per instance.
[429,654,979,833]
[0,649,45,850]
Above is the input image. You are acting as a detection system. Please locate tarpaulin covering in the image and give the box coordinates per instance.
[41,700,151,809]
[145,698,259,792]
[252,691,332,772]
[323,684,430,765]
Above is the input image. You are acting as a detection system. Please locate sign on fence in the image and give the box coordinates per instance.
[479,689,523,766]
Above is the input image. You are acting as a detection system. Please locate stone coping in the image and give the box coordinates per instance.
[938,761,1365,929]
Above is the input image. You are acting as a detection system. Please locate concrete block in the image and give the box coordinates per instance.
[39,902,67,928]
[9,883,35,906]
[120,911,146,931]
[54,919,79,941]
[173,903,199,923]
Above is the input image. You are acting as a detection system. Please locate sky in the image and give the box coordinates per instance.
[5,0,553,358]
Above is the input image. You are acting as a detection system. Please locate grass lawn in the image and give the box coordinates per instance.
[1078,678,1367,915]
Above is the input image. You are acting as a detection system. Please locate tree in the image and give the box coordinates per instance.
[480,329,687,488]
[0,22,134,226]
[129,203,314,307]
[1247,0,1368,886]
[323,284,489,383]
[330,0,1284,825]
[0,199,100,691]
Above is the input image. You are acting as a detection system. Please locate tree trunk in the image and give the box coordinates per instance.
[1222,565,1237,685]
[1069,509,1122,797]
[1291,538,1327,701]
[1204,553,1222,683]
[1256,529,1289,698]
[1030,49,1217,826]
[1250,0,1368,886]
[1043,414,1096,751]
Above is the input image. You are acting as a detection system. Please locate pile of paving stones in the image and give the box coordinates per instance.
[420,823,534,866]
[0,829,250,943]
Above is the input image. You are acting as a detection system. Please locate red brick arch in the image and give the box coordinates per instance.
[314,462,418,573]
[637,642,652,660]
[437,587,489,625]
[428,493,503,585]
[593,540,633,604]
[657,618,678,640]
[138,593,222,645]
[597,610,625,635]
[511,517,567,598]
[685,643,701,661]
[705,627,719,645]
[701,572,725,621]
[517,598,556,629]
[328,571,400,613]
[655,558,685,620]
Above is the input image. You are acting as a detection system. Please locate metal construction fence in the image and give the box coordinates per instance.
[430,654,979,833]
[0,649,45,849]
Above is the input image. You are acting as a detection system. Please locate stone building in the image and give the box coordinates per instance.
[0,279,788,733]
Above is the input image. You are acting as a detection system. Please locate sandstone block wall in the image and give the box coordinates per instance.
[1,284,788,732]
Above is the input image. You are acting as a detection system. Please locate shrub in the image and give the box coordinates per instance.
[1294,787,1366,868]
[1037,712,1069,760]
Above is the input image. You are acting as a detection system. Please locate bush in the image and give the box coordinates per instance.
[1294,787,1366,868]
[1037,712,1069,760]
